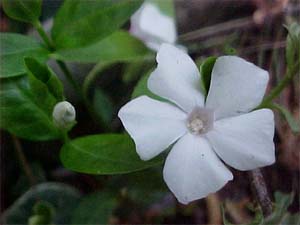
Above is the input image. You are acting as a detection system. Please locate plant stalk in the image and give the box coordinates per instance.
[248,168,273,217]
[33,21,55,51]
[34,20,82,98]
[56,60,83,98]
[259,62,299,108]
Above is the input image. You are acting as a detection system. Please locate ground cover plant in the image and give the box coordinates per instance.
[0,0,299,224]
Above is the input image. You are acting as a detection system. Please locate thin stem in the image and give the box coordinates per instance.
[248,169,273,216]
[56,60,83,98]
[83,62,112,98]
[205,194,221,224]
[33,21,55,50]
[82,62,113,131]
[259,62,299,108]
[12,135,36,186]
[33,20,82,98]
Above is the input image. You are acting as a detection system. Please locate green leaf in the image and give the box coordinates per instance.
[199,56,217,96]
[60,134,164,174]
[51,31,152,63]
[271,103,300,133]
[2,182,81,224]
[71,192,118,224]
[52,0,143,49]
[24,57,64,101]
[147,0,175,17]
[0,75,61,141]
[2,0,42,24]
[131,69,165,101]
[0,33,49,78]
[13,162,46,197]
[28,201,55,225]
[222,204,264,225]
[223,192,298,225]
[123,61,147,83]
[265,192,295,225]
[93,88,114,126]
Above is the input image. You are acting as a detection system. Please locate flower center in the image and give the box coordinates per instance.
[186,107,214,135]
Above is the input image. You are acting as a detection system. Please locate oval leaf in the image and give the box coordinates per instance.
[52,31,151,63]
[2,182,81,224]
[0,33,49,78]
[51,0,143,49]
[0,75,61,141]
[71,192,117,224]
[24,57,64,101]
[60,134,164,174]
[2,0,42,23]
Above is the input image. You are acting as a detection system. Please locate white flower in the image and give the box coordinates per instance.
[118,44,275,204]
[52,101,76,129]
[130,2,177,51]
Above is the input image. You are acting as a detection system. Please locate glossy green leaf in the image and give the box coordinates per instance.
[0,75,61,141]
[0,33,49,78]
[199,56,217,95]
[52,0,143,49]
[93,88,114,126]
[2,0,42,23]
[271,103,300,133]
[24,57,64,101]
[71,192,117,224]
[2,182,81,224]
[51,31,152,63]
[60,134,164,174]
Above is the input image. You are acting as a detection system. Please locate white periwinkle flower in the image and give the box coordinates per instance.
[52,101,76,129]
[130,2,177,51]
[118,44,275,204]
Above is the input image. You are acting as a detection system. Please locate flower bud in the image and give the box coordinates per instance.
[52,101,76,129]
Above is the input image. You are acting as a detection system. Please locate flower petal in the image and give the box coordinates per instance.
[205,56,269,119]
[206,109,275,171]
[130,2,176,51]
[118,96,187,160]
[163,133,233,204]
[148,44,205,113]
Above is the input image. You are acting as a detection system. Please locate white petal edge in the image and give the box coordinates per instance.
[205,56,269,119]
[206,109,275,171]
[130,2,177,51]
[118,96,187,160]
[148,44,205,113]
[163,133,233,204]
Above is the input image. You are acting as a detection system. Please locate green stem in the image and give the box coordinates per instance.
[61,131,70,143]
[82,62,113,131]
[56,60,83,98]
[83,62,112,98]
[259,62,299,108]
[33,21,55,50]
[33,20,82,98]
